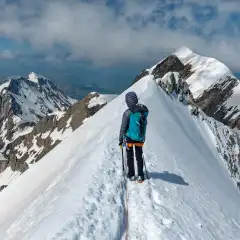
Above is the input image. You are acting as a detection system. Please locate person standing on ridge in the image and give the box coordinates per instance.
[119,91,149,183]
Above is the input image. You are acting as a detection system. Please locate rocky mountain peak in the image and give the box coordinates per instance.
[0,74,76,125]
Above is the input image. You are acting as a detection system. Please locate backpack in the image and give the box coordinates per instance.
[126,111,148,142]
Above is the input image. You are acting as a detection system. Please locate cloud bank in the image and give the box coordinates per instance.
[0,0,239,70]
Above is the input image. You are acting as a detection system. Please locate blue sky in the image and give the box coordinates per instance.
[0,0,239,97]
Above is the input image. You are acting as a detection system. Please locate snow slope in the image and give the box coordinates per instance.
[0,76,240,239]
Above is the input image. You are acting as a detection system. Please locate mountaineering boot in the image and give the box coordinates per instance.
[137,175,144,183]
[130,176,136,181]
[127,173,136,181]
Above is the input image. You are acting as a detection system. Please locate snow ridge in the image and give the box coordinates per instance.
[0,75,240,239]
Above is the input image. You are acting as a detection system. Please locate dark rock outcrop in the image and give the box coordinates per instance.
[209,120,240,187]
[133,55,194,85]
[1,93,110,175]
[0,185,7,192]
[151,55,185,79]
[133,70,149,85]
[194,76,239,128]
[0,160,8,172]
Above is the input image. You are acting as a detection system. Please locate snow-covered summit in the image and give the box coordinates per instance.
[174,47,233,98]
[28,72,47,84]
[135,46,240,129]
[174,47,240,128]
[174,46,193,59]
[5,72,48,85]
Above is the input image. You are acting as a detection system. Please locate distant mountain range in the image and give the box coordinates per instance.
[59,82,117,100]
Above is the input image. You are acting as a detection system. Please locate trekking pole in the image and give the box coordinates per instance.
[143,154,149,179]
[121,147,125,175]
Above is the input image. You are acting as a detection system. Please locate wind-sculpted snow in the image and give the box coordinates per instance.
[0,76,239,239]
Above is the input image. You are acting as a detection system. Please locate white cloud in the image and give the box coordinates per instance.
[0,0,239,70]
[0,50,15,59]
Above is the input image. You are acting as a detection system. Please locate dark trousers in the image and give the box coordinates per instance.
[126,146,144,177]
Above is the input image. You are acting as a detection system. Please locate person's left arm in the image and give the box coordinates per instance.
[119,109,130,145]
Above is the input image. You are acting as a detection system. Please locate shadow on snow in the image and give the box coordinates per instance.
[149,171,189,186]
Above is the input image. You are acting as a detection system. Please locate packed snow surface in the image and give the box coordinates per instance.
[0,167,21,186]
[0,76,240,239]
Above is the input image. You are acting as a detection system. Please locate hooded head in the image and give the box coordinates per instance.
[125,91,138,109]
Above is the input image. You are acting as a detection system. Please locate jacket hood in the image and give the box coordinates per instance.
[125,91,138,109]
